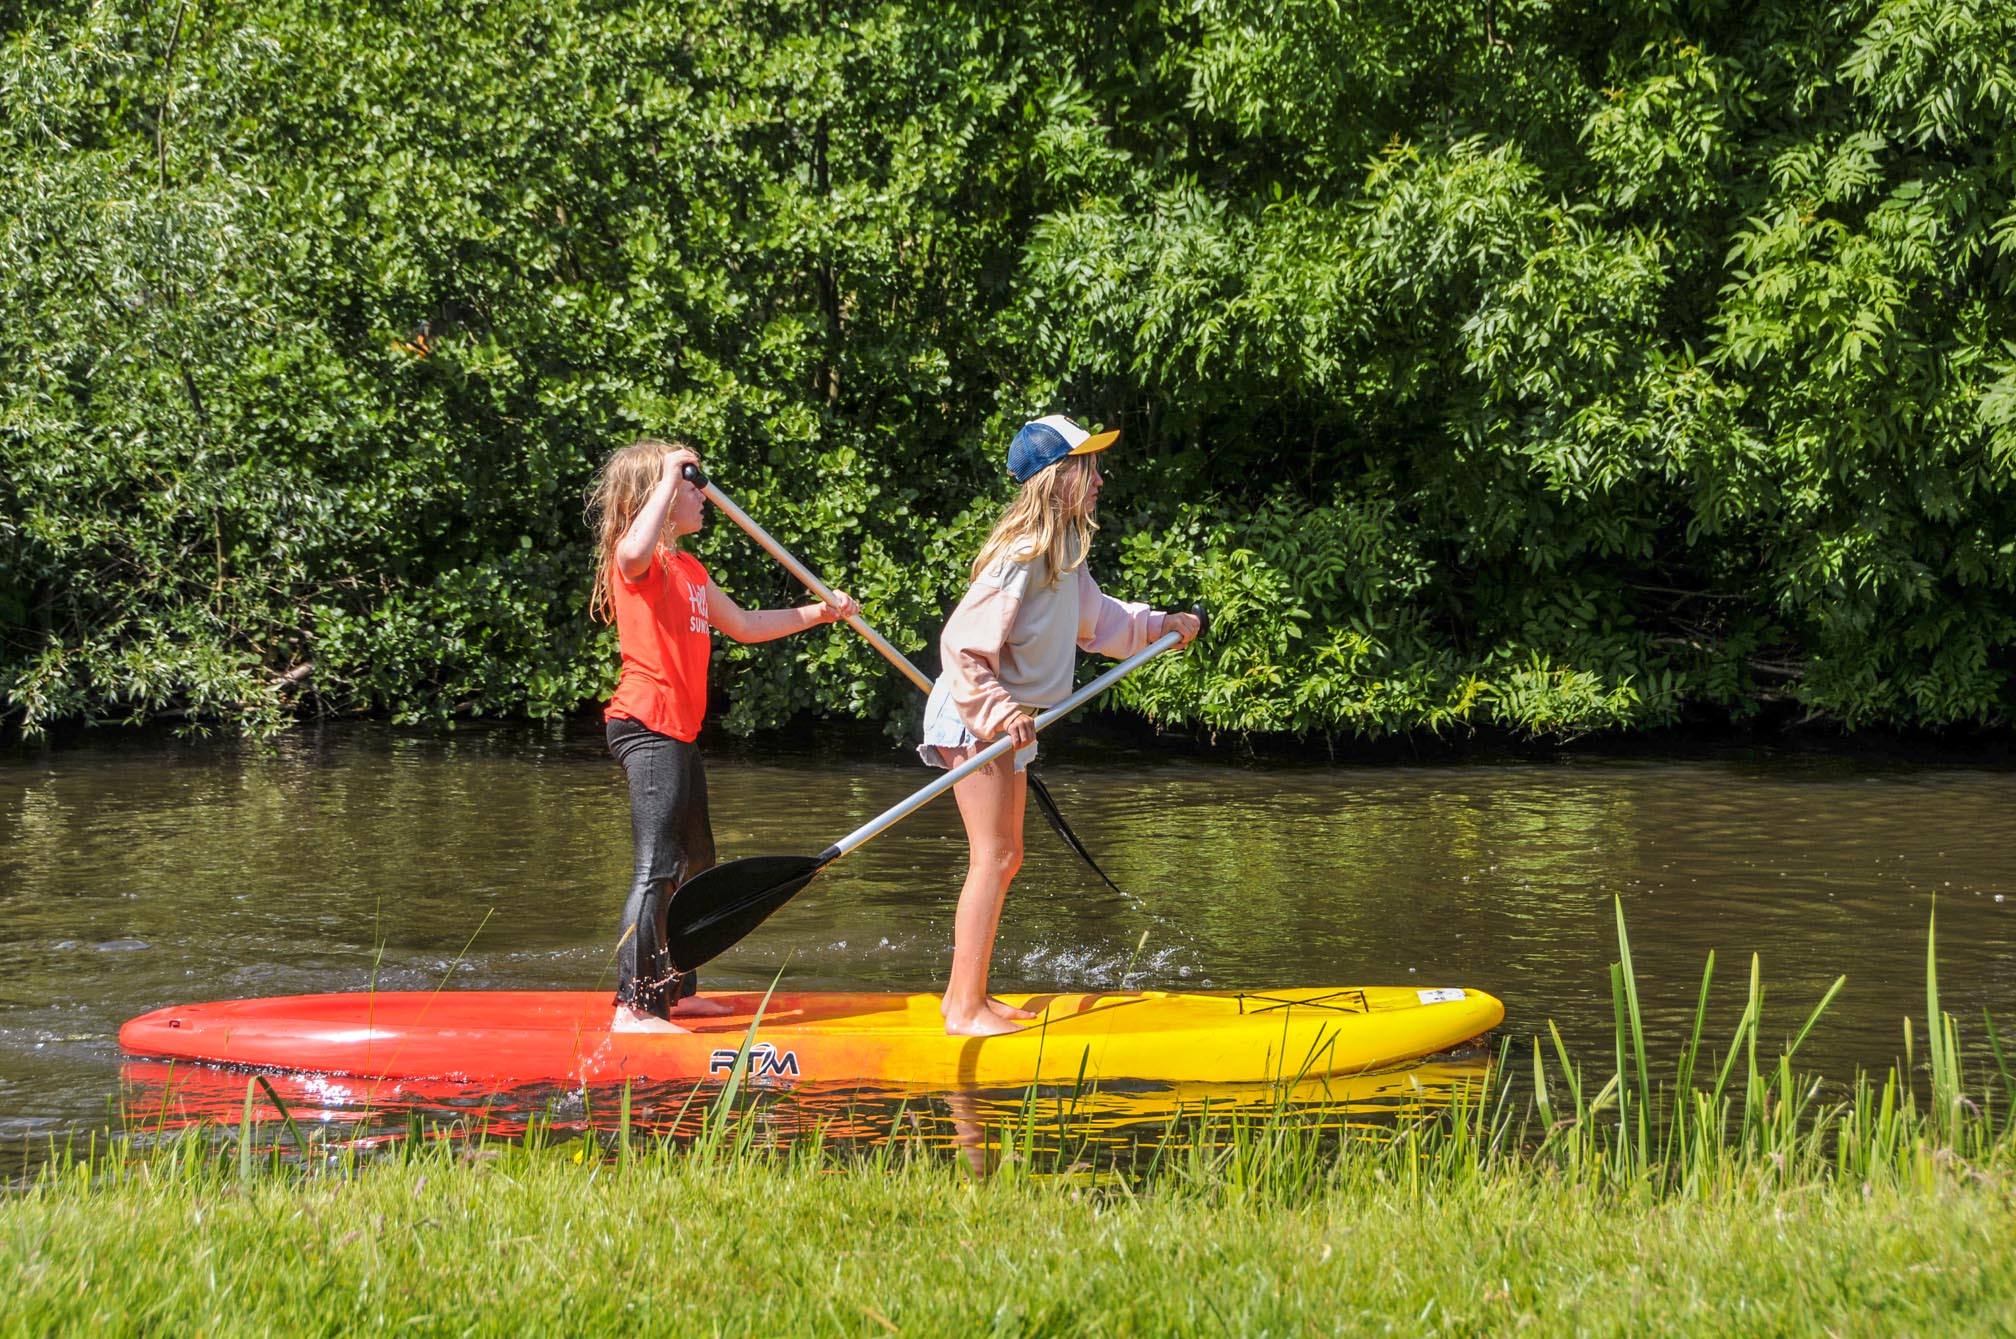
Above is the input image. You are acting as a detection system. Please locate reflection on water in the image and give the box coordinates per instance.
[4,721,2015,1168]
[115,1051,1496,1176]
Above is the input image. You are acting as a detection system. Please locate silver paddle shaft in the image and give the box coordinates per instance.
[823,628,1185,861]
[689,467,933,694]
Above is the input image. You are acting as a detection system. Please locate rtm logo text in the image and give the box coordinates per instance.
[708,1043,801,1080]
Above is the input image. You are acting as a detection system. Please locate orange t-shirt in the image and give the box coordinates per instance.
[604,548,713,742]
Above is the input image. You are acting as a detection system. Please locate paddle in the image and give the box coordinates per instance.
[680,461,1131,895]
[663,617,1198,972]
[682,462,930,693]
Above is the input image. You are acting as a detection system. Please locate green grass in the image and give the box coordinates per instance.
[6,1146,2014,1336]
[6,905,2016,1335]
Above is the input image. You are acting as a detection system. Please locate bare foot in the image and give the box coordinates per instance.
[942,1006,1026,1038]
[669,995,735,1018]
[611,1004,689,1034]
[940,995,1039,1022]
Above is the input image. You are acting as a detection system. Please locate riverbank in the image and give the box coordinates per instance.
[12,703,2016,769]
[7,1126,2013,1335]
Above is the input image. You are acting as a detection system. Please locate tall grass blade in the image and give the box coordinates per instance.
[1531,1036,1553,1131]
[237,1079,256,1181]
[618,1079,633,1169]
[1983,1010,2016,1127]
[1612,897,1653,1143]
[1785,976,1847,1061]
[1666,950,1715,1171]
[700,971,784,1158]
[256,1076,311,1166]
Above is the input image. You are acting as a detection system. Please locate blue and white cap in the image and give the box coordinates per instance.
[1006,414,1120,483]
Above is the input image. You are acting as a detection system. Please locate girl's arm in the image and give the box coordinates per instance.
[615,448,698,580]
[1076,568,1199,656]
[941,577,1026,741]
[706,578,859,644]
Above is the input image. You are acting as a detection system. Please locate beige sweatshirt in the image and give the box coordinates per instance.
[936,551,1167,740]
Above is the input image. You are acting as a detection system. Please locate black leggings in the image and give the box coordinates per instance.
[607,717,716,1016]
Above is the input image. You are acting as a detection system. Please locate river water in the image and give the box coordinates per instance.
[2,721,2012,1161]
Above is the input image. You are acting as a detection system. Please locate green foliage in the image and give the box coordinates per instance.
[4,0,2014,739]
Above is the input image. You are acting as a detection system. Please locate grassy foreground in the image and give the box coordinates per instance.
[6,1147,2015,1336]
[8,904,2016,1335]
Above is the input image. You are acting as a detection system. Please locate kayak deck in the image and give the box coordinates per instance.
[120,986,1505,1087]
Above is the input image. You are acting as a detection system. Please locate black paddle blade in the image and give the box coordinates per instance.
[665,853,826,972]
[1026,769,1128,898]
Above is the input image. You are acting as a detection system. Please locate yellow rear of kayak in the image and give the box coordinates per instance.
[120,985,1505,1088]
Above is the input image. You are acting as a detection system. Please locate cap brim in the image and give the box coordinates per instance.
[1068,428,1120,456]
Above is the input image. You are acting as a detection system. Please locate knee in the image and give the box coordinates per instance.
[968,842,1023,881]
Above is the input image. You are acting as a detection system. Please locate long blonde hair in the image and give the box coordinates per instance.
[587,437,684,624]
[970,455,1099,586]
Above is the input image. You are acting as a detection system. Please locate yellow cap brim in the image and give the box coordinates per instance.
[1068,428,1120,456]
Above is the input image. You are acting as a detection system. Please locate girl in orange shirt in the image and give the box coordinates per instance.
[589,439,858,1032]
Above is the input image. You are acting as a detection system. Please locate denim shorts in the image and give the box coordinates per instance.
[916,676,1037,772]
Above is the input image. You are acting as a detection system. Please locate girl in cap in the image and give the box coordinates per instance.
[590,439,859,1033]
[920,416,1200,1036]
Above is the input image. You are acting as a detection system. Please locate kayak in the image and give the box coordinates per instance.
[119,985,1504,1088]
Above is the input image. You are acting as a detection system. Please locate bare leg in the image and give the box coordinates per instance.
[669,994,734,1017]
[940,750,1030,1037]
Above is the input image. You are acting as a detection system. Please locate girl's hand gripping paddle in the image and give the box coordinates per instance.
[681,462,928,691]
[680,460,1135,895]
[663,614,1203,972]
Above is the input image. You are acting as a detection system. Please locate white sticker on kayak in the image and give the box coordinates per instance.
[1416,988,1466,1004]
[708,1042,800,1080]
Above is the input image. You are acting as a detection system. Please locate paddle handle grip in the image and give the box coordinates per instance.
[826,625,1188,861]
[683,463,934,695]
